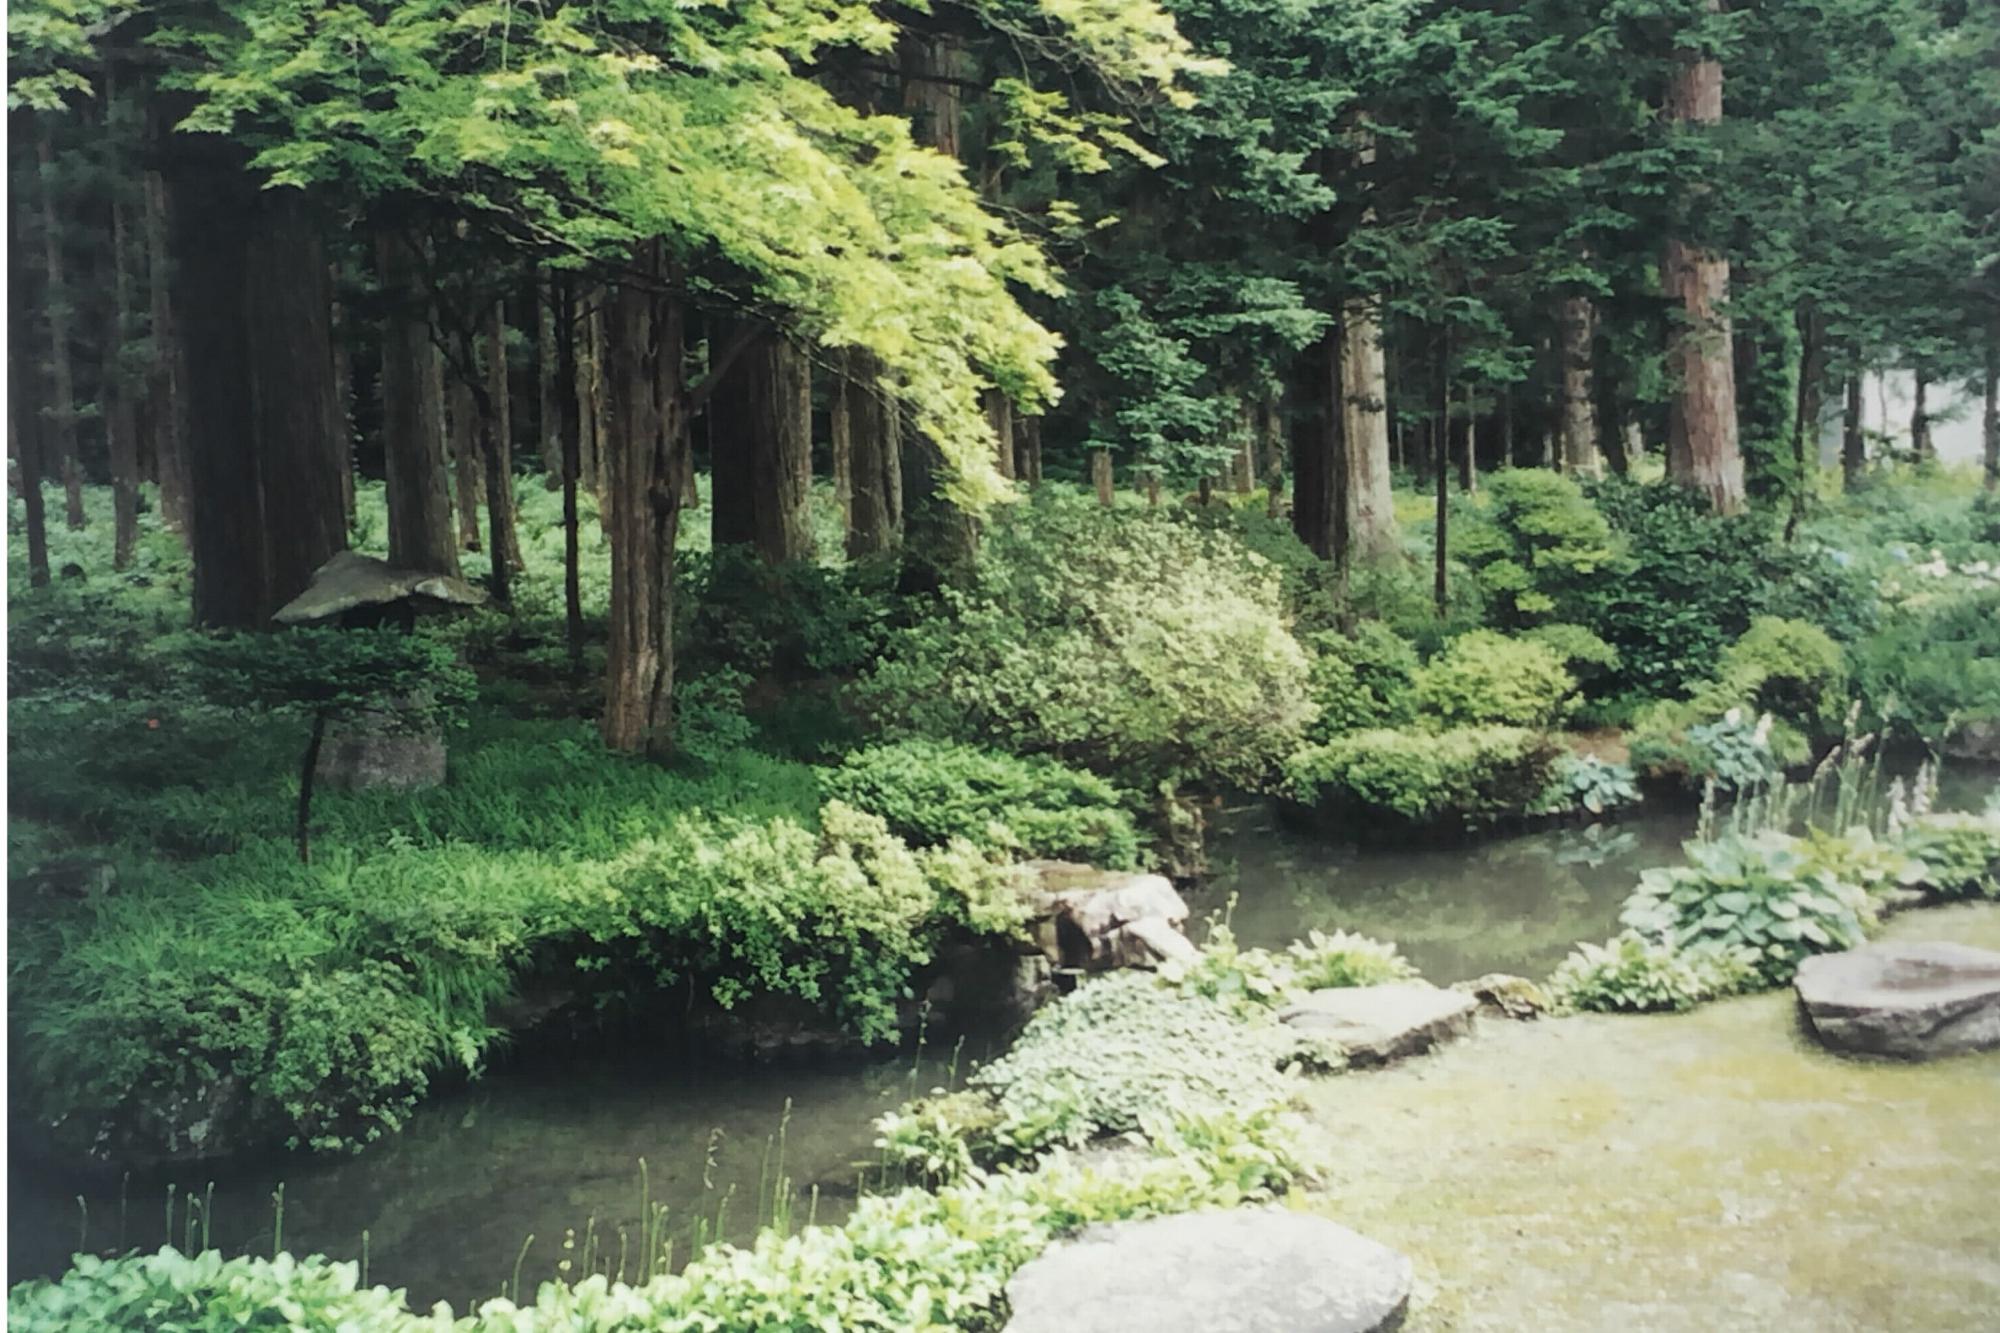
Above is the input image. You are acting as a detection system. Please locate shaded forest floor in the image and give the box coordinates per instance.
[1302,903,2000,1332]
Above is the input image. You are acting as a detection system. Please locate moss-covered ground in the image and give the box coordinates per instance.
[1303,903,2000,1331]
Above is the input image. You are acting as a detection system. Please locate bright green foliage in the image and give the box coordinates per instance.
[1533,754,1642,818]
[1546,932,1752,1015]
[1284,726,1563,826]
[1798,826,1930,902]
[6,1248,415,1333]
[1629,709,1783,793]
[14,1106,1309,1332]
[1709,617,1849,735]
[1162,921,1415,1019]
[1855,588,2000,743]
[1412,630,1577,729]
[857,498,1315,791]
[1301,623,1419,741]
[1278,929,1418,993]
[1451,471,1619,628]
[1521,623,1620,687]
[9,722,1024,1156]
[968,971,1300,1153]
[1620,832,1876,988]
[823,740,1144,869]
[1897,812,2000,902]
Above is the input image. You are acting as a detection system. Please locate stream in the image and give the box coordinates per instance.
[11,769,1994,1307]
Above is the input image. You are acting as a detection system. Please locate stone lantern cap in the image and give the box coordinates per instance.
[273,551,488,625]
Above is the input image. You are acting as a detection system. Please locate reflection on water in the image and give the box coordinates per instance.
[9,1048,937,1309]
[10,766,1993,1307]
[1192,806,1694,984]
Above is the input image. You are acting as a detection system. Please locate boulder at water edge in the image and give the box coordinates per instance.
[1280,981,1477,1066]
[1003,1208,1412,1333]
[1794,941,2000,1060]
[1021,861,1198,971]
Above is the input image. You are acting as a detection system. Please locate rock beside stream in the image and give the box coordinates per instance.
[1280,981,1477,1066]
[1003,1207,1411,1333]
[1794,940,2000,1059]
[1021,861,1197,971]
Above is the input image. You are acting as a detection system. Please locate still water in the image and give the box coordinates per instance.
[11,770,1993,1306]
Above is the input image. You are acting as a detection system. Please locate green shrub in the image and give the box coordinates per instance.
[1798,826,1929,902]
[1619,832,1875,987]
[1451,470,1619,627]
[823,740,1143,868]
[679,547,898,680]
[1546,931,1751,1014]
[1533,753,1641,816]
[1709,617,1848,734]
[8,1248,414,1332]
[967,971,1300,1153]
[1161,921,1415,1019]
[1301,623,1419,741]
[1897,811,2000,901]
[1284,726,1563,825]
[1629,708,1783,792]
[1579,478,1772,700]
[1521,622,1620,686]
[1412,630,1577,729]
[857,498,1315,791]
[1854,589,2000,743]
[1280,929,1418,991]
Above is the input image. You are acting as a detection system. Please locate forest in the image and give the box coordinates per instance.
[6,0,2000,1327]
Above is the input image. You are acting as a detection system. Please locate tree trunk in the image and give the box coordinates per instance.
[243,199,348,613]
[985,387,1015,482]
[1292,333,1342,561]
[537,270,561,484]
[1985,319,1998,492]
[1786,299,1825,538]
[484,299,525,577]
[1340,303,1396,557]
[578,288,604,505]
[451,375,484,552]
[831,356,855,537]
[896,30,977,589]
[1019,415,1044,485]
[1661,1,1744,513]
[1434,331,1450,617]
[553,275,585,675]
[1842,366,1865,486]
[168,133,345,627]
[1910,369,1932,462]
[711,326,816,562]
[1092,448,1115,507]
[843,351,901,558]
[329,270,356,530]
[37,128,85,531]
[376,233,460,575]
[141,126,189,535]
[107,149,142,570]
[1259,393,1285,519]
[1559,294,1603,476]
[9,173,50,587]
[601,256,688,757]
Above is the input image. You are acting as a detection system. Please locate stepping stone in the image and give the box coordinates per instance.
[1279,981,1477,1066]
[1004,1207,1411,1333]
[1794,941,2000,1060]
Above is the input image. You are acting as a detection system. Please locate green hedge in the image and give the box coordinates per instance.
[1283,726,1563,827]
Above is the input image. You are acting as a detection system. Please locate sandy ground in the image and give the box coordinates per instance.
[1302,903,2000,1332]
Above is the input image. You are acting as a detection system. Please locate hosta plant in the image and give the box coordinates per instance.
[1547,932,1753,1014]
[1619,831,1875,987]
[1896,811,2000,901]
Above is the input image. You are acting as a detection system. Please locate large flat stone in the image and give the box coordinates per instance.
[1280,981,1477,1066]
[1794,941,2000,1060]
[1004,1207,1410,1333]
